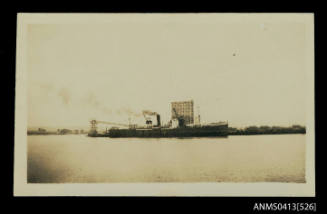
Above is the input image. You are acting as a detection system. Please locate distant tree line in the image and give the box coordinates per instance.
[228,125,306,135]
[27,128,86,135]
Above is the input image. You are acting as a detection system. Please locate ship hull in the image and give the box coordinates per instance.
[89,125,228,138]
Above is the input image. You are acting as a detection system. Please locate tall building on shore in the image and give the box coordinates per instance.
[171,100,194,125]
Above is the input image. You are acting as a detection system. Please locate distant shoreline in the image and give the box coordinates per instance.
[27,125,305,136]
[229,132,305,136]
[228,125,305,135]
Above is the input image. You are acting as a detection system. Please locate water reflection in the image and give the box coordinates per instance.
[28,134,305,183]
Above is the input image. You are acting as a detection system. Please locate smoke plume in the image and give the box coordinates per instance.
[83,92,142,117]
[142,110,158,116]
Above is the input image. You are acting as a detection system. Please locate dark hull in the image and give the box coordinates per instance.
[89,125,228,138]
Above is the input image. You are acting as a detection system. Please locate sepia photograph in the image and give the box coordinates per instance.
[14,13,315,196]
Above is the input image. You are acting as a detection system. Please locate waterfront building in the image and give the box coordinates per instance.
[171,100,194,125]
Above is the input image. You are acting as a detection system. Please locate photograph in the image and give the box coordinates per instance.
[14,13,315,196]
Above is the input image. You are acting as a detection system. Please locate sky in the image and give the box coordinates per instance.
[26,15,309,130]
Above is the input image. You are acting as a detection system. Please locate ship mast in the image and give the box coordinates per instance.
[197,105,201,125]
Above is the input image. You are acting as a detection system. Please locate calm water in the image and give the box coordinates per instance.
[28,134,305,183]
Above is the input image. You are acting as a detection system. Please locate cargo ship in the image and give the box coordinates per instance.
[88,100,228,138]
